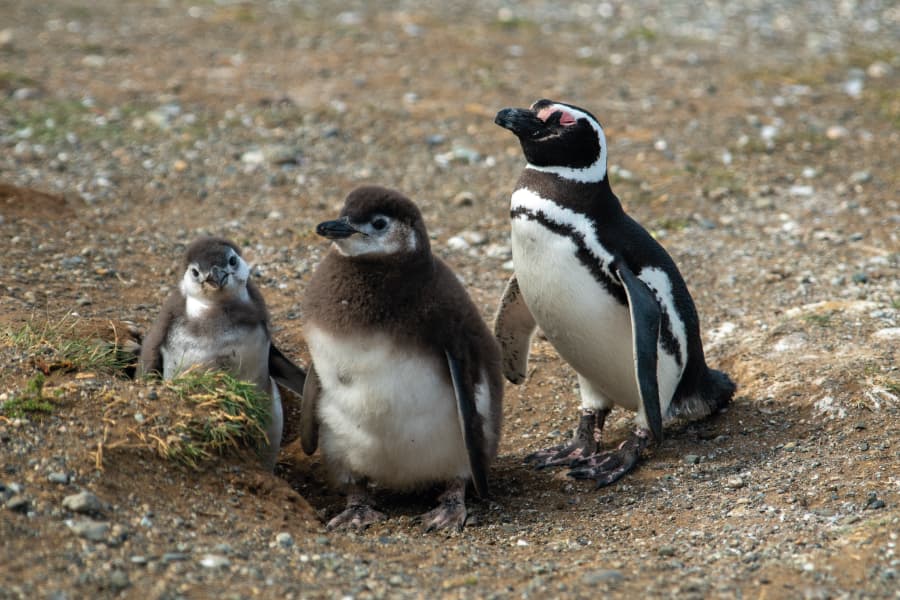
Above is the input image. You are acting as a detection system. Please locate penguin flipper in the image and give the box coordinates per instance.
[444,350,489,498]
[138,298,179,378]
[614,262,663,443]
[299,364,320,456]
[493,275,536,384]
[268,344,307,394]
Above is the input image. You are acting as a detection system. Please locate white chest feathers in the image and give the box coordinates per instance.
[304,325,493,489]
[161,318,271,389]
[510,187,686,415]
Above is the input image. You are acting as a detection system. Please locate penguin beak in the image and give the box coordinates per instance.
[316,218,360,240]
[204,265,229,289]
[495,107,547,138]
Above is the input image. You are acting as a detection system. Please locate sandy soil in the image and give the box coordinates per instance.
[1,1,898,598]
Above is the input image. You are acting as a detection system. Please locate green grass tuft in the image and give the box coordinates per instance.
[150,369,271,468]
[6,318,136,374]
[803,313,833,327]
[0,374,55,419]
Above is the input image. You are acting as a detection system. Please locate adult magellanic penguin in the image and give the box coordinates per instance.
[138,236,307,470]
[494,99,735,487]
[301,185,503,532]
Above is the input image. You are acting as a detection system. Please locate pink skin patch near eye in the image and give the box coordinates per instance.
[537,106,576,126]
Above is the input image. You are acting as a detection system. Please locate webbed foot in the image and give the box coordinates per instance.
[326,481,386,531]
[418,479,467,533]
[525,409,608,468]
[567,428,652,488]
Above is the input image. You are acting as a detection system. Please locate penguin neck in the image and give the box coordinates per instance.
[306,250,435,334]
[516,169,623,218]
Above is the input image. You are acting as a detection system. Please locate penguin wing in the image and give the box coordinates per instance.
[614,262,663,442]
[299,363,320,456]
[493,275,537,384]
[137,293,181,378]
[268,344,307,394]
[444,350,489,498]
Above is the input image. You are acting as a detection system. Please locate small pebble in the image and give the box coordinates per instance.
[62,490,103,515]
[865,492,886,510]
[107,570,130,591]
[48,472,69,485]
[683,454,700,465]
[826,125,849,140]
[452,191,475,207]
[849,171,871,184]
[582,569,624,584]
[726,477,745,489]
[68,519,110,542]
[162,552,189,563]
[199,554,231,569]
[6,495,30,513]
[276,532,294,548]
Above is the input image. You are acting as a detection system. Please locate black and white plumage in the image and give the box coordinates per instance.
[494,99,735,487]
[301,185,503,532]
[138,236,307,470]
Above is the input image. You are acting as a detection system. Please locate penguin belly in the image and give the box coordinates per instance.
[305,327,472,490]
[162,321,271,390]
[511,217,643,410]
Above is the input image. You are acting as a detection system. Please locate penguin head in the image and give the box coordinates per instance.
[180,236,250,301]
[316,186,430,259]
[495,99,608,182]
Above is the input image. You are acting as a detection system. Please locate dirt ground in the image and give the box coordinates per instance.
[1,1,898,598]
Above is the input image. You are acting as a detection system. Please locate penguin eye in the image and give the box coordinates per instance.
[371,217,388,231]
[228,255,238,267]
[190,267,200,279]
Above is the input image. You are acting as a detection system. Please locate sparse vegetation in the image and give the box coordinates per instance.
[123,369,271,469]
[6,318,136,375]
[0,373,54,419]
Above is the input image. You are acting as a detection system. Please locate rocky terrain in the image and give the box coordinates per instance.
[1,1,898,598]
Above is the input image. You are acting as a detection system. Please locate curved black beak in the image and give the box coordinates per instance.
[204,265,229,289]
[495,107,546,138]
[316,218,358,239]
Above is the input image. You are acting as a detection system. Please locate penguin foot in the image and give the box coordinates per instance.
[418,479,467,533]
[524,410,606,469]
[327,482,386,531]
[326,504,386,531]
[567,428,652,488]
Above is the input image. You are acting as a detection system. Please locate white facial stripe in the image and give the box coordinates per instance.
[525,103,608,183]
[511,187,616,279]
[332,219,417,257]
[637,266,688,366]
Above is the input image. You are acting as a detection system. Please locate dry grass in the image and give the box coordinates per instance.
[99,369,272,470]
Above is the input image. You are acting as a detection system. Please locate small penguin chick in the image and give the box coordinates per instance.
[301,185,503,533]
[138,236,307,470]
[495,99,735,488]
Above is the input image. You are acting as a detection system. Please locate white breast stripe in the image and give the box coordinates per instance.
[511,187,616,280]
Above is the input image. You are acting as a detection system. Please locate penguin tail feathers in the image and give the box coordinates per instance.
[674,368,736,422]
[700,368,736,414]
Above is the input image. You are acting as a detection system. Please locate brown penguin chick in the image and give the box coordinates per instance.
[300,185,503,532]
[138,236,307,470]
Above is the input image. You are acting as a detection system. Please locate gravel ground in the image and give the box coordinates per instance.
[1,1,898,598]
